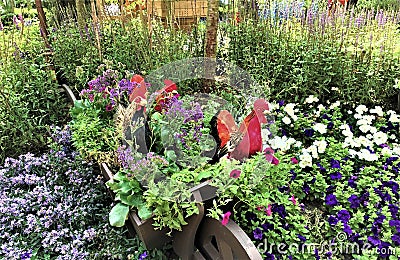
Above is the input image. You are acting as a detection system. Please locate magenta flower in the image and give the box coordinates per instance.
[290,195,297,205]
[105,104,113,111]
[291,157,298,164]
[221,211,231,226]
[266,204,272,216]
[229,169,241,179]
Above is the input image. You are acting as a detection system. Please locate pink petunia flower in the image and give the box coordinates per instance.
[221,211,231,226]
[229,169,241,179]
[271,157,280,165]
[266,204,272,216]
[290,195,297,205]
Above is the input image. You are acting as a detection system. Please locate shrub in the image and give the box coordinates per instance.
[0,51,68,164]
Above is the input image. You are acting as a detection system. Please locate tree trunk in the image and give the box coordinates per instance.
[203,0,219,93]
[35,0,49,48]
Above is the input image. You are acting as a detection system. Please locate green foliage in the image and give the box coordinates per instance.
[221,12,400,109]
[0,55,68,164]
[69,99,119,163]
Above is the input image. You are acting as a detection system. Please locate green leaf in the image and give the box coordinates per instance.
[165,150,177,161]
[195,170,212,182]
[138,205,153,220]
[109,203,129,227]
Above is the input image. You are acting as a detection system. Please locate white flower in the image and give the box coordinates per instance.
[369,126,377,134]
[340,124,353,137]
[355,136,373,147]
[282,116,291,125]
[348,110,353,114]
[269,102,280,112]
[389,113,400,123]
[314,140,327,153]
[370,106,384,117]
[355,105,368,115]
[373,131,388,145]
[354,113,362,119]
[366,134,373,140]
[294,141,303,148]
[359,124,370,133]
[358,149,378,161]
[313,123,327,134]
[348,149,358,157]
[284,103,298,121]
[307,145,319,159]
[393,145,400,156]
[299,152,313,168]
[329,101,341,109]
[261,128,271,141]
[305,95,319,103]
[381,147,393,157]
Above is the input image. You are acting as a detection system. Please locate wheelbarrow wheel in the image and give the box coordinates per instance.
[195,217,263,260]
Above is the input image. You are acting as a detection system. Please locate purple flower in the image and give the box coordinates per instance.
[253,228,263,240]
[389,220,400,227]
[343,223,353,235]
[229,169,241,179]
[272,204,287,219]
[278,100,285,107]
[330,159,341,169]
[290,170,296,181]
[337,210,351,223]
[314,248,320,260]
[139,251,148,260]
[392,233,400,246]
[304,128,314,137]
[261,222,274,231]
[328,216,338,226]
[330,172,342,180]
[348,195,360,209]
[325,194,338,207]
[389,204,399,218]
[368,236,381,246]
[348,178,357,188]
[303,184,310,194]
[327,122,334,129]
[316,162,326,172]
[297,234,306,242]
[374,215,386,225]
[265,253,275,260]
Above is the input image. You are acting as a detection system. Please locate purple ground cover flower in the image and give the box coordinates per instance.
[348,195,361,208]
[328,216,338,226]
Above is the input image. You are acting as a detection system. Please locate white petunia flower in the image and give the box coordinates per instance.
[354,113,362,119]
[373,131,388,145]
[305,95,319,103]
[381,147,393,157]
[359,124,370,133]
[340,124,353,137]
[355,136,374,148]
[313,123,327,134]
[369,126,377,134]
[261,129,271,141]
[370,106,384,117]
[393,145,400,156]
[307,145,319,159]
[299,152,313,168]
[329,101,341,109]
[389,113,400,123]
[314,140,327,153]
[355,105,368,114]
[358,149,378,161]
[282,116,291,125]
[294,141,303,148]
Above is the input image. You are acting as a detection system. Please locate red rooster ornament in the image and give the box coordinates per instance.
[211,99,270,161]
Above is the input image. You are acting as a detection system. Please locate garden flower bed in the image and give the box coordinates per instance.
[68,66,400,259]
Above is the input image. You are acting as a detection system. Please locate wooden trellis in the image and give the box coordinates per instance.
[95,0,208,30]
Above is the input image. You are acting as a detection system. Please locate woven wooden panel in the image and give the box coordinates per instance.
[147,0,208,18]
